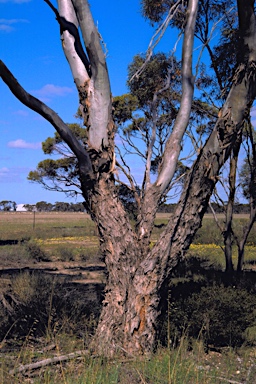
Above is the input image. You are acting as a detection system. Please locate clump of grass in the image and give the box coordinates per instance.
[0,243,28,261]
[24,240,49,261]
[58,246,75,261]
[11,272,39,304]
[20,235,31,243]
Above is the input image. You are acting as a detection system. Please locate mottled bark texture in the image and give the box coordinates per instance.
[1,0,256,356]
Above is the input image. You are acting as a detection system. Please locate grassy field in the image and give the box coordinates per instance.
[1,211,256,266]
[0,212,100,268]
[0,212,256,383]
[0,211,95,241]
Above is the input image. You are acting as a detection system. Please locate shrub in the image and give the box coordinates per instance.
[58,246,74,261]
[11,271,39,304]
[168,284,256,348]
[24,240,48,261]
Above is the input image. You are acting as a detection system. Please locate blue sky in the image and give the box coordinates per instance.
[0,0,180,204]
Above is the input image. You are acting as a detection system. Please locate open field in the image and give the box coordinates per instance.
[1,211,256,271]
[0,212,104,288]
[0,211,94,240]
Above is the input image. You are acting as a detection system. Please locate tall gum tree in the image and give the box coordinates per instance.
[1,0,256,356]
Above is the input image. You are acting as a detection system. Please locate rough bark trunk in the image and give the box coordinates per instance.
[81,176,161,356]
[89,58,256,357]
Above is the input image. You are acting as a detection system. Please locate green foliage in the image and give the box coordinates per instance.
[122,51,217,180]
[165,260,256,349]
[183,285,256,347]
[128,52,180,105]
[141,0,175,23]
[28,123,86,197]
[24,203,36,211]
[35,201,53,212]
[42,123,88,155]
[211,27,238,97]
[141,0,236,101]
[244,325,256,344]
[112,93,138,125]
[58,246,75,261]
[28,157,80,196]
[117,184,140,219]
[239,155,255,201]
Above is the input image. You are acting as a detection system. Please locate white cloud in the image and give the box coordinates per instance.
[0,119,10,125]
[0,18,29,32]
[0,24,14,32]
[0,0,31,3]
[13,109,29,117]
[0,167,17,182]
[7,139,41,149]
[0,167,9,174]
[0,166,29,183]
[251,109,256,118]
[0,19,28,24]
[31,84,73,102]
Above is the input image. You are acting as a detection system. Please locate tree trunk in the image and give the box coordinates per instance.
[224,140,241,272]
[237,245,245,272]
[237,209,256,271]
[224,235,234,272]
[91,273,161,356]
[88,44,256,354]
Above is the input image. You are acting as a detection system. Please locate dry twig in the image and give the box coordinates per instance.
[9,349,89,375]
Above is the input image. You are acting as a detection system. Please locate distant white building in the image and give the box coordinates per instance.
[16,204,27,212]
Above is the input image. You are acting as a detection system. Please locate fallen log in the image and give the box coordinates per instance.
[9,349,90,375]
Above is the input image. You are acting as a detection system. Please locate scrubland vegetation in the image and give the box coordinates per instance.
[0,212,256,383]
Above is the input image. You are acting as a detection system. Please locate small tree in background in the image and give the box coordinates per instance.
[0,201,16,212]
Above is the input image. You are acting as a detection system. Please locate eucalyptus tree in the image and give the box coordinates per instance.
[1,0,256,356]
